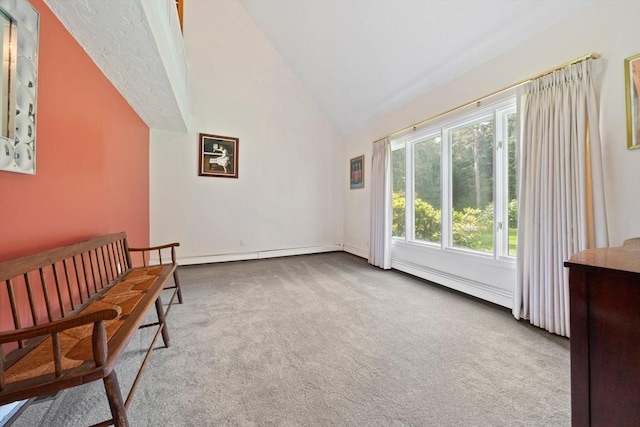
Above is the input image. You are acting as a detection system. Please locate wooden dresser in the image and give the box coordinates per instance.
[565,238,640,427]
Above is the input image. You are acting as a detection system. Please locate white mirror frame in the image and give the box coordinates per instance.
[0,0,39,175]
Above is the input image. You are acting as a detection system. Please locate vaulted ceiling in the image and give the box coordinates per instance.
[240,0,598,134]
[44,0,599,136]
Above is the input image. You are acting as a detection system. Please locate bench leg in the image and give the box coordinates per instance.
[104,371,129,427]
[173,270,183,304]
[155,296,171,348]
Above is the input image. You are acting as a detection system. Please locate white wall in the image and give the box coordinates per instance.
[150,0,343,264]
[343,0,640,305]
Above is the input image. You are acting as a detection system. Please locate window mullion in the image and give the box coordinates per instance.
[406,141,414,242]
[494,110,506,259]
[441,128,451,249]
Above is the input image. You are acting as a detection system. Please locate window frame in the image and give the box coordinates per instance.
[411,132,442,246]
[391,94,517,263]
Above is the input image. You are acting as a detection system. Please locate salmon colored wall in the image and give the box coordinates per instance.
[0,0,150,263]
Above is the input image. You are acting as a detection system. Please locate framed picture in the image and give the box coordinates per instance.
[198,133,239,178]
[625,53,640,150]
[350,155,364,189]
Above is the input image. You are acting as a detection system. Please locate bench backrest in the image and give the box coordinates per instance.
[0,233,132,354]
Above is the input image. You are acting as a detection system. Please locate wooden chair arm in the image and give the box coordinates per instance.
[128,242,180,265]
[0,307,122,344]
[128,243,180,252]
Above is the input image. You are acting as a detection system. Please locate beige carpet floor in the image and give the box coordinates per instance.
[10,252,570,426]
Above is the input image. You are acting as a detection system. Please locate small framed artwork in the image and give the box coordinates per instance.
[350,155,364,189]
[625,53,640,150]
[199,133,239,178]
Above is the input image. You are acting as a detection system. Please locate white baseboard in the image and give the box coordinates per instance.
[392,258,513,308]
[343,245,368,259]
[173,244,343,266]
[256,244,342,259]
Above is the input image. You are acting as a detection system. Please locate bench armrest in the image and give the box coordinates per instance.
[0,307,122,344]
[128,242,180,265]
[1,307,122,377]
[128,242,180,252]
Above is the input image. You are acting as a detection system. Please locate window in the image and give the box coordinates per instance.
[506,111,518,257]
[413,135,441,244]
[392,146,406,238]
[450,116,494,252]
[392,96,517,260]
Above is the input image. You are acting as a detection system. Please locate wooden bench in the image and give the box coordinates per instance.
[0,232,183,427]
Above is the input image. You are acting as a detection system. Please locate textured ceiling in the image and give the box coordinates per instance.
[44,0,188,132]
[241,0,598,134]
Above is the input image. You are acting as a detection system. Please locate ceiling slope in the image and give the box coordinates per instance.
[44,0,189,132]
[241,0,598,134]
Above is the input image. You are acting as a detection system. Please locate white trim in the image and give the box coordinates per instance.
[257,245,342,260]
[343,245,368,259]
[395,240,515,269]
[166,244,343,266]
[391,258,513,308]
[0,401,26,426]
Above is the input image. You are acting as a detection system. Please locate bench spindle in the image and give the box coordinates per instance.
[38,268,54,323]
[109,245,118,279]
[0,348,5,391]
[62,259,76,311]
[72,256,85,304]
[170,247,183,304]
[93,248,108,292]
[80,253,93,299]
[109,243,121,277]
[102,245,117,281]
[102,246,111,283]
[89,250,98,290]
[6,280,23,347]
[113,242,123,274]
[52,332,62,377]
[52,263,66,318]
[109,244,117,278]
[97,248,109,289]
[98,248,107,289]
[88,250,99,292]
[24,273,38,326]
[121,240,130,270]
[123,239,133,271]
[96,251,103,289]
[115,243,122,272]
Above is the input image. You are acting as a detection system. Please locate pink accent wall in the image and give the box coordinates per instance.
[0,0,150,263]
[0,0,150,337]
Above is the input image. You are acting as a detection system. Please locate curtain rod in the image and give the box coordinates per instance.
[376,52,600,142]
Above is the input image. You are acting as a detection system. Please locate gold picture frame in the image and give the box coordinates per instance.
[625,53,640,150]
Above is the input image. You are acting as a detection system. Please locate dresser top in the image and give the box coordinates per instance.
[565,240,640,275]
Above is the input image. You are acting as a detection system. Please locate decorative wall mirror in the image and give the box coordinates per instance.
[0,0,39,174]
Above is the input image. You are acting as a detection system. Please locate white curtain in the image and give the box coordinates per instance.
[369,138,392,269]
[513,59,608,337]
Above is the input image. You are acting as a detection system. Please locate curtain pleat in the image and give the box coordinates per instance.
[513,59,608,337]
[369,138,392,269]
